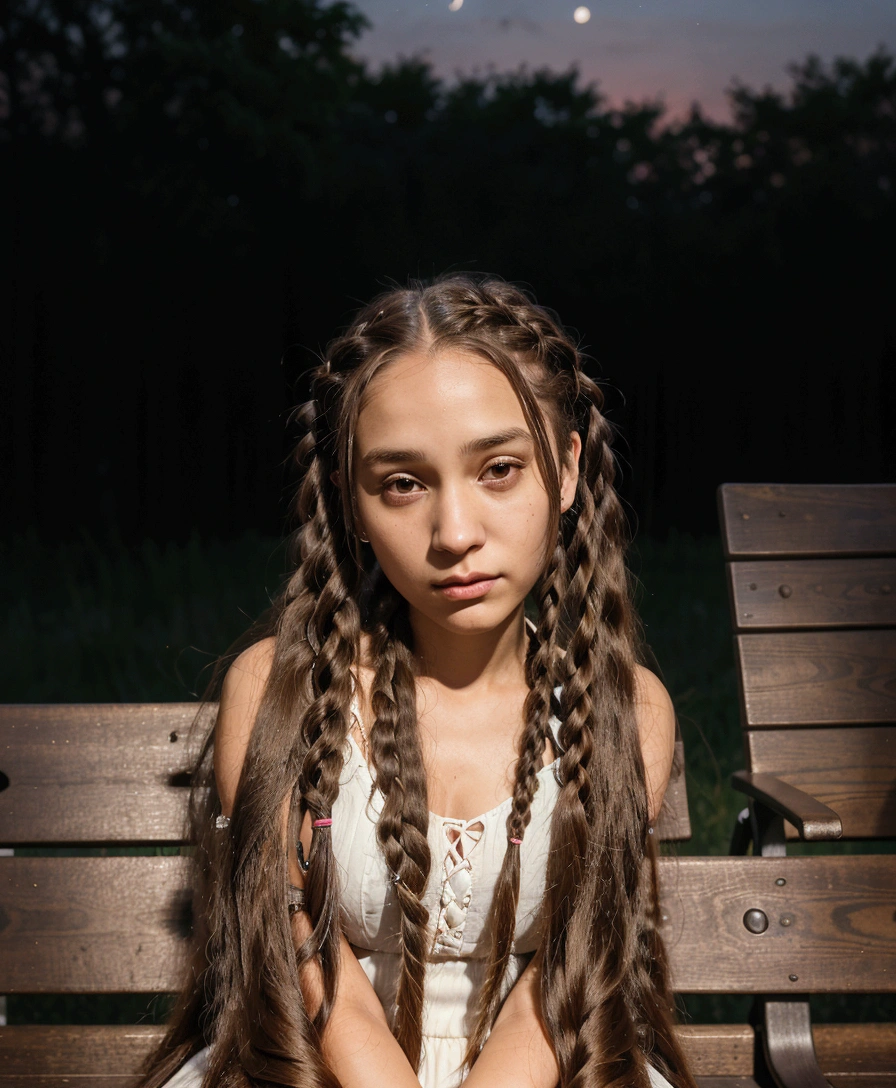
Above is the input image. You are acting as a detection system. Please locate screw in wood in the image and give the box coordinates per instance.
[775,878,786,886]
[789,974,799,982]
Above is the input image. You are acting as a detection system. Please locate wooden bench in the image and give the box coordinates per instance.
[2,702,894,1087]
[718,482,896,1085]
[719,483,896,854]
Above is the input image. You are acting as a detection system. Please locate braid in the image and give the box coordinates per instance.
[463,533,568,1066]
[540,378,655,1087]
[367,596,433,1069]
[281,399,361,1031]
[189,400,359,1087]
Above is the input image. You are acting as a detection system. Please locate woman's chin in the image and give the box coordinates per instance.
[411,599,527,638]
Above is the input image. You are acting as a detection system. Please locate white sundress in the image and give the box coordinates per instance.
[163,704,674,1088]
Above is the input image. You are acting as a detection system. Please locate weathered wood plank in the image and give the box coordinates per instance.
[0,1024,165,1075]
[719,484,896,559]
[3,855,895,996]
[728,559,896,630]
[0,1080,140,1087]
[0,703,690,846]
[0,857,193,992]
[0,704,207,846]
[814,1022,896,1081]
[660,856,896,994]
[735,631,896,727]
[0,1020,890,1083]
[0,1023,793,1083]
[747,727,896,838]
[676,1024,754,1076]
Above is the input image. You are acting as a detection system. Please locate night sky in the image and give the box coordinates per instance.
[353,0,896,119]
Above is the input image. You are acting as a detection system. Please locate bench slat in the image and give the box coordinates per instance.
[0,705,689,845]
[747,727,896,838]
[735,631,896,727]
[2,855,895,995]
[727,559,896,630]
[0,1023,165,1075]
[676,1025,753,1076]
[0,857,192,992]
[0,1023,891,1084]
[0,1080,141,1086]
[814,1022,896,1080]
[0,705,204,846]
[661,856,896,994]
[719,485,896,559]
[0,1023,762,1083]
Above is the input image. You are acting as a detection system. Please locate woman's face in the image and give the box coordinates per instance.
[351,350,580,639]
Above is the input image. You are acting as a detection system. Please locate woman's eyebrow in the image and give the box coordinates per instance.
[360,428,533,469]
[461,427,533,455]
[360,445,427,468]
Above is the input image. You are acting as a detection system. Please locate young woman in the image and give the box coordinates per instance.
[141,275,696,1088]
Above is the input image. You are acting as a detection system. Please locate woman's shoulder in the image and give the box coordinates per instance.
[214,637,277,813]
[220,637,277,718]
[633,664,673,719]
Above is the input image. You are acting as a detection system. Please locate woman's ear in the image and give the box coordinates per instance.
[330,469,342,488]
[560,431,582,514]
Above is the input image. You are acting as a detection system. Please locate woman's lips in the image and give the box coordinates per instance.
[434,576,499,600]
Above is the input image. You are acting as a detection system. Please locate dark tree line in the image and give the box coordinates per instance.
[3,1,894,540]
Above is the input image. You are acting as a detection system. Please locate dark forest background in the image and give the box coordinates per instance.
[4,0,895,544]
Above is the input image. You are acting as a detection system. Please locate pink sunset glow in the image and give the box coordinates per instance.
[351,0,896,120]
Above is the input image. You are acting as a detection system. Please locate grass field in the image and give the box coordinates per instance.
[3,529,889,1026]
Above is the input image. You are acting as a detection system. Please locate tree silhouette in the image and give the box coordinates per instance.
[2,3,893,538]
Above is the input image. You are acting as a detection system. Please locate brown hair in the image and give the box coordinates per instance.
[139,274,695,1088]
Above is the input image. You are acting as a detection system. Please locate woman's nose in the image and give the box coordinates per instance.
[431,485,485,554]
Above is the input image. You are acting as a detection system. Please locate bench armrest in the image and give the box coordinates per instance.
[731,771,843,841]
[763,999,832,1088]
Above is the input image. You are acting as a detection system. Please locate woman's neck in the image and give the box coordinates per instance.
[407,605,529,694]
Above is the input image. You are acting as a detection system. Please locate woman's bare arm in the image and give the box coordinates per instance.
[216,639,422,1088]
[462,667,677,1088]
[462,955,558,1088]
[634,664,677,826]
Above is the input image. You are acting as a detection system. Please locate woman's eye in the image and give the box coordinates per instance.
[483,461,522,485]
[383,476,422,498]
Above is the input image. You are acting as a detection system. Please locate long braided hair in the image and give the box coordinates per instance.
[139,274,695,1088]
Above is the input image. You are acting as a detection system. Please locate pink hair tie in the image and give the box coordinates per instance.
[313,818,333,829]
[509,837,523,846]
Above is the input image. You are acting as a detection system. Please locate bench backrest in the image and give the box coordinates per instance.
[718,483,896,840]
[2,704,894,999]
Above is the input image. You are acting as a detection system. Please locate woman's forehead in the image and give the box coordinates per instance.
[355,351,532,453]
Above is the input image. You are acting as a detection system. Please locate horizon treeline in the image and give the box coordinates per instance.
[3,1,895,541]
